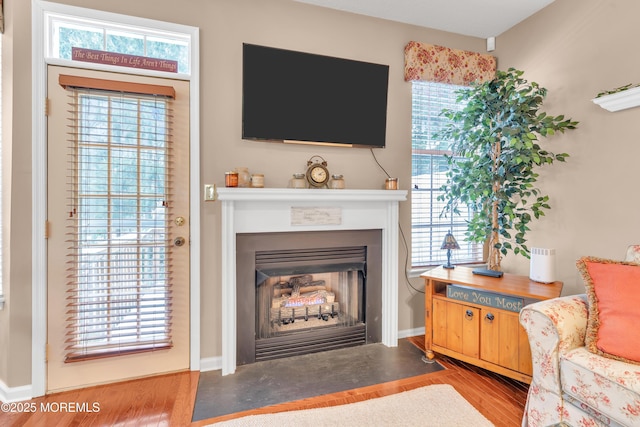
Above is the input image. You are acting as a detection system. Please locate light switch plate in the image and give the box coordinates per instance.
[204,184,216,201]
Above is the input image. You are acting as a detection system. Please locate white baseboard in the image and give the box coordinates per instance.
[199,356,222,372]
[398,327,425,339]
[0,379,33,403]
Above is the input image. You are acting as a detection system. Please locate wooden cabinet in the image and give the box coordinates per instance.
[422,266,562,383]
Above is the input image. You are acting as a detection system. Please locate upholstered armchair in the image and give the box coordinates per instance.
[519,246,640,427]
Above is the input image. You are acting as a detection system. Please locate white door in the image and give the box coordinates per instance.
[46,66,190,392]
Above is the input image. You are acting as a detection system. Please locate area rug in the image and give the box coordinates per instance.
[192,339,443,421]
[209,384,494,426]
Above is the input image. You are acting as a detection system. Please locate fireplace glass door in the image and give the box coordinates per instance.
[257,269,363,338]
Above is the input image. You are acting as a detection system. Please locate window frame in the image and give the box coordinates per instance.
[410,80,484,271]
[43,5,193,79]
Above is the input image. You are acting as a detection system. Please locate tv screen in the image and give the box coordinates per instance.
[242,43,389,148]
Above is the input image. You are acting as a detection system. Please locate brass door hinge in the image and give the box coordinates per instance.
[45,98,50,117]
[45,220,51,239]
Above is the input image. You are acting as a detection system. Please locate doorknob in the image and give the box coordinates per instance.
[174,236,186,247]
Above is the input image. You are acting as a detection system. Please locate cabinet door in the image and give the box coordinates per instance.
[480,309,520,371]
[433,300,479,358]
[480,309,500,365]
[460,305,480,358]
[518,326,533,375]
[432,298,449,348]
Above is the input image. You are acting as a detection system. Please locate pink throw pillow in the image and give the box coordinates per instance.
[576,257,640,364]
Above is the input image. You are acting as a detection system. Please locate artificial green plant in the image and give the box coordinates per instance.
[437,68,578,271]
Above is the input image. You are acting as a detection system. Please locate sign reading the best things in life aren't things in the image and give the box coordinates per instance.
[72,47,178,73]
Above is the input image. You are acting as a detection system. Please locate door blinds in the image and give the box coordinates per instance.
[60,75,176,361]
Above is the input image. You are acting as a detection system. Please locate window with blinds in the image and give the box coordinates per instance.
[411,81,483,268]
[63,77,175,361]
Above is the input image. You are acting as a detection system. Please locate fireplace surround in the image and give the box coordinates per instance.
[218,187,407,375]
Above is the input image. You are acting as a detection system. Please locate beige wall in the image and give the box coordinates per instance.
[494,0,640,295]
[0,0,486,388]
[0,0,35,389]
[184,0,484,360]
[7,0,636,390]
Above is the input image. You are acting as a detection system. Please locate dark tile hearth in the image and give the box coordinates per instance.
[192,338,443,421]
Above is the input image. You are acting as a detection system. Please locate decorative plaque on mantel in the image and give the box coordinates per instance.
[291,207,342,226]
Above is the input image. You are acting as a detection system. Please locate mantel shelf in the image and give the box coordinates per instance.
[592,86,640,112]
[216,187,407,202]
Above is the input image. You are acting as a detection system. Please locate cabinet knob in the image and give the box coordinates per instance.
[485,312,495,322]
[465,309,474,320]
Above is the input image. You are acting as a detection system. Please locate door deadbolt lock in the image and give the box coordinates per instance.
[175,216,185,226]
[174,236,186,247]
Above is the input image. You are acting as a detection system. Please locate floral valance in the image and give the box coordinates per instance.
[404,41,496,86]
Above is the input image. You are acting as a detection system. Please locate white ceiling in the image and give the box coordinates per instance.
[294,0,557,38]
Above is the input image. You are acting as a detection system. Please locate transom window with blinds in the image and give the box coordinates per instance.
[404,42,496,268]
[61,75,176,361]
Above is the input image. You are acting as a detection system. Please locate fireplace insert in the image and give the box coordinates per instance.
[236,230,382,365]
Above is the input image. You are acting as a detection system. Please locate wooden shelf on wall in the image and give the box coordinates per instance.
[593,86,640,112]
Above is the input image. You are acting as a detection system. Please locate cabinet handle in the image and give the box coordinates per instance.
[465,309,474,320]
[485,312,495,322]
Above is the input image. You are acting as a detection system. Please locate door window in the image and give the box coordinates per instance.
[63,82,175,360]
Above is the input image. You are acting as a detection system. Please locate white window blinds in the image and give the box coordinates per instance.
[411,81,483,268]
[62,76,176,361]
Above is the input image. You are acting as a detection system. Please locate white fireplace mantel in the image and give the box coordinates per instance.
[218,187,408,375]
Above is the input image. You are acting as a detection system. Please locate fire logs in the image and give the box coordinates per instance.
[269,274,340,327]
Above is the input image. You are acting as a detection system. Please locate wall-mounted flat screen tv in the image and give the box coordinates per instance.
[242,43,389,148]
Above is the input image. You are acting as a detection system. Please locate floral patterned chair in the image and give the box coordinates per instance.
[519,246,640,427]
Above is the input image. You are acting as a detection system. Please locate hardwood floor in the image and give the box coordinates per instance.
[0,337,528,426]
